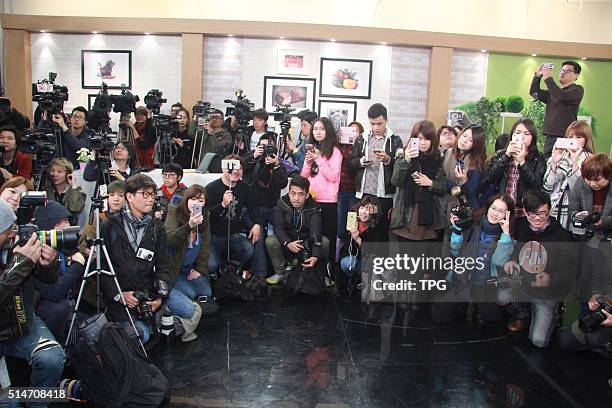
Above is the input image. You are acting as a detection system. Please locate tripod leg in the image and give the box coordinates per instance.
[65,245,98,347]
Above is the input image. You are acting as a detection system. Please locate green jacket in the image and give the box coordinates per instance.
[44,182,86,216]
[164,204,211,283]
[389,156,449,231]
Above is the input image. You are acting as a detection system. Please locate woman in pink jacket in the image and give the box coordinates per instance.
[301,117,343,263]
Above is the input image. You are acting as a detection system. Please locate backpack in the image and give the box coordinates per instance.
[212,261,256,302]
[71,322,170,407]
[286,261,328,296]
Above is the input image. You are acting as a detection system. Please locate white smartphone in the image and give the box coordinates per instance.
[409,138,419,151]
[192,202,202,215]
[512,133,524,146]
[556,138,578,150]
[346,211,358,231]
[545,62,554,70]
[339,127,357,145]
[221,159,241,172]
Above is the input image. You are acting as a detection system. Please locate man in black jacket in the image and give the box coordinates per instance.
[529,60,584,156]
[265,176,329,285]
[99,174,174,344]
[349,103,402,234]
[0,198,65,399]
[242,133,288,278]
[502,190,577,348]
[43,107,96,167]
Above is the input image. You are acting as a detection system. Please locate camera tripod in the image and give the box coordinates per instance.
[66,200,148,355]
[119,123,141,168]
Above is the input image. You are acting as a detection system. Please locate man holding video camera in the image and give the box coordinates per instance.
[242,133,288,278]
[529,61,584,157]
[197,109,234,173]
[265,176,328,285]
[41,106,95,167]
[98,174,175,343]
[0,198,65,401]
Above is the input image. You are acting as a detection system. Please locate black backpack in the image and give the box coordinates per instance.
[212,261,256,301]
[286,262,328,296]
[71,322,170,407]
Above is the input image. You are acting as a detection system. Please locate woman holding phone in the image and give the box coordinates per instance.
[301,117,343,264]
[165,184,219,315]
[542,121,594,229]
[432,194,516,324]
[486,118,546,217]
[442,125,487,211]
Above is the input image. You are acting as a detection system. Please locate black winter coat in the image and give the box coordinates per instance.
[273,195,323,258]
[99,211,172,322]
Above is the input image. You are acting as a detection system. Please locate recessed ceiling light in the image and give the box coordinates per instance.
[40,29,47,33]
[227,34,234,37]
[330,38,336,42]
[279,36,285,39]
[92,31,98,34]
[480,49,487,53]
[144,32,151,35]
[581,57,587,60]
[531,53,537,57]
[381,42,387,45]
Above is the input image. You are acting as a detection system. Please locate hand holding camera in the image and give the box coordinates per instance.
[52,113,69,131]
[454,165,468,186]
[287,240,304,254]
[39,244,57,267]
[13,233,42,264]
[121,291,139,308]
[301,256,318,269]
[221,190,234,208]
[253,145,264,159]
[373,149,389,163]
[188,211,204,229]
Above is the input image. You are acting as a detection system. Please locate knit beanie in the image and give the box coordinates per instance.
[0,198,17,233]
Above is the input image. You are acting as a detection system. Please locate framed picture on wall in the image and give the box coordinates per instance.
[276,49,311,76]
[87,94,98,111]
[263,76,316,113]
[319,57,372,99]
[82,50,132,89]
[318,100,357,132]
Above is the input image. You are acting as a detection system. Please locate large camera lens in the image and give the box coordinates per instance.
[38,226,80,250]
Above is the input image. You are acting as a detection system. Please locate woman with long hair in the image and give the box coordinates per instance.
[542,120,594,229]
[486,118,546,217]
[300,117,343,264]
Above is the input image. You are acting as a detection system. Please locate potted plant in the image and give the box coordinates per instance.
[76,148,94,171]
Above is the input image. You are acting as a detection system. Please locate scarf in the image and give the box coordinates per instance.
[403,153,439,226]
[123,206,152,252]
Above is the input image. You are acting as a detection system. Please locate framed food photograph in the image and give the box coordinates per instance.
[276,49,311,76]
[319,57,372,99]
[263,76,316,113]
[82,50,132,89]
[318,100,357,132]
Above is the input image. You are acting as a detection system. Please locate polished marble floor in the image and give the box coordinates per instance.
[157,293,612,408]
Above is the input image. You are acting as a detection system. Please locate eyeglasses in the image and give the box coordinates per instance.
[489,206,507,214]
[134,191,156,199]
[162,173,177,179]
[560,68,574,74]
[114,146,127,151]
[71,115,86,121]
[526,210,549,218]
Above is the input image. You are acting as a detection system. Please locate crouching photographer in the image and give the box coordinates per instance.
[0,198,65,405]
[568,153,612,316]
[99,174,198,343]
[265,176,329,285]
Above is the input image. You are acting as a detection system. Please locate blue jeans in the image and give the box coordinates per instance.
[165,288,196,319]
[0,315,65,408]
[506,298,558,348]
[340,255,360,278]
[123,320,151,345]
[251,206,276,276]
[337,191,357,238]
[209,233,255,276]
[174,272,212,300]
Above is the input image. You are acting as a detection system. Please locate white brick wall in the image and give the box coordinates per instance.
[202,36,244,109]
[449,50,488,107]
[388,46,431,142]
[31,33,182,129]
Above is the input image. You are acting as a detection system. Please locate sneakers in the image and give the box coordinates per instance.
[266,272,285,285]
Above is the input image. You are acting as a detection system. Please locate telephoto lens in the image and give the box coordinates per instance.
[17,225,80,250]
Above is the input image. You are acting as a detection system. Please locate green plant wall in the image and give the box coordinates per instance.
[486,54,612,155]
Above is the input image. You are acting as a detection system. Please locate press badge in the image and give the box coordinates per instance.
[136,248,155,262]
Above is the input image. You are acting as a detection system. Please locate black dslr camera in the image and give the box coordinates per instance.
[32,72,69,114]
[16,192,80,250]
[133,280,170,325]
[572,212,601,240]
[450,186,474,230]
[579,295,612,332]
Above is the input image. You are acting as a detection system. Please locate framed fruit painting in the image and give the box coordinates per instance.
[319,58,372,99]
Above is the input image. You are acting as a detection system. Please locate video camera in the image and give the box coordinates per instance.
[579,295,612,332]
[32,72,69,114]
[18,129,56,157]
[193,100,215,117]
[572,211,601,240]
[144,89,167,114]
[93,83,140,115]
[272,105,295,135]
[16,191,80,251]
[224,89,254,126]
[450,186,474,230]
[133,280,170,325]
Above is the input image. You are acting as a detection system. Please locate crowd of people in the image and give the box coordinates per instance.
[0,59,610,405]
